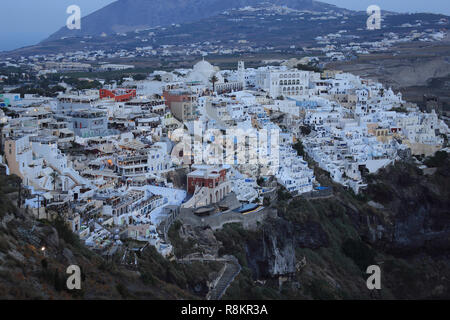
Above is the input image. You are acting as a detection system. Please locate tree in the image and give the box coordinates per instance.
[293,140,306,158]
[296,63,322,73]
[133,74,147,81]
[342,239,376,271]
[300,126,311,136]
[209,75,219,92]
[257,177,265,186]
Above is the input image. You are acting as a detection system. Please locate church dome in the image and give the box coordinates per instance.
[187,59,223,85]
[193,60,215,74]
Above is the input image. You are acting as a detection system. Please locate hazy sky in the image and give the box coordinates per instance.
[0,0,114,51]
[1,0,449,52]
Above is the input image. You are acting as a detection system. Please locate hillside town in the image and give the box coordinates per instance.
[0,57,448,260]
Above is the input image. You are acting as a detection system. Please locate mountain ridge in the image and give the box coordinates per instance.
[46,0,345,41]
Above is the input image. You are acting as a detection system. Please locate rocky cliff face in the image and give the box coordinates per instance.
[360,160,450,255]
[220,155,450,299]
[244,218,329,278]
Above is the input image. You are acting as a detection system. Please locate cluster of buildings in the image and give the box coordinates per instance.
[314,27,447,60]
[0,56,448,258]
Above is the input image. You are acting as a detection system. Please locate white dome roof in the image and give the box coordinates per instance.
[187,59,223,85]
[193,60,215,73]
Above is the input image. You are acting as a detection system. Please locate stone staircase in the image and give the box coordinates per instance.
[207,257,241,300]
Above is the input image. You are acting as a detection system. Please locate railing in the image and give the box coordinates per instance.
[207,256,241,300]
[162,208,180,245]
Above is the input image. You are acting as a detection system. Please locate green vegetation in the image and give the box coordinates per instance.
[300,126,311,135]
[383,258,424,298]
[116,283,131,298]
[63,78,102,90]
[0,66,29,85]
[215,223,261,268]
[168,220,196,257]
[277,187,292,202]
[306,279,335,300]
[0,234,10,253]
[0,174,21,218]
[256,177,265,187]
[138,245,221,298]
[133,74,147,81]
[51,215,82,248]
[296,63,322,73]
[57,68,154,83]
[293,140,306,158]
[424,150,448,168]
[390,106,408,113]
[365,182,394,203]
[341,238,376,272]
[10,85,66,98]
[210,75,219,92]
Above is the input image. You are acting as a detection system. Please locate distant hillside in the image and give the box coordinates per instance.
[3,0,448,59]
[46,0,345,40]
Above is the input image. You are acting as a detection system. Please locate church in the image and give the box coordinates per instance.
[186,59,224,86]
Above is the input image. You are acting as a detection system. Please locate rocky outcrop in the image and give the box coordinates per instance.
[245,218,329,278]
[347,161,450,255]
[295,221,330,249]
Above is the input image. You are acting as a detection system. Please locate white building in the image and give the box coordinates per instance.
[256,66,310,98]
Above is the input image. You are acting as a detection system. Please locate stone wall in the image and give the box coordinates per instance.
[179,206,276,231]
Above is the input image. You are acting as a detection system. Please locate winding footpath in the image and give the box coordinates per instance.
[207,256,241,300]
[177,253,241,300]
